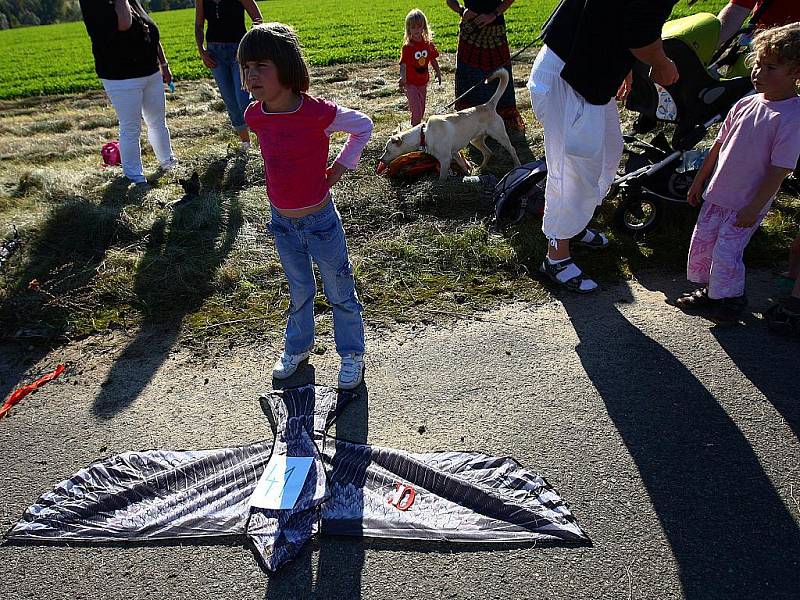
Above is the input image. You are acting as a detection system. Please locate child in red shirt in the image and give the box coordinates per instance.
[399,9,442,126]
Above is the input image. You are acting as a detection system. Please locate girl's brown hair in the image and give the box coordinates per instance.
[237,23,310,94]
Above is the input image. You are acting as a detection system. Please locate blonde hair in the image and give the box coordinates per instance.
[750,22,800,69]
[404,9,432,45]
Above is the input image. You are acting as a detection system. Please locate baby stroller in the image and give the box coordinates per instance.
[493,13,755,235]
[612,12,754,234]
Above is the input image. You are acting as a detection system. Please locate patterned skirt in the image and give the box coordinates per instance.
[455,19,525,131]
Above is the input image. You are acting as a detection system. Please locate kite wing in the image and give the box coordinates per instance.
[322,441,588,543]
[5,442,272,542]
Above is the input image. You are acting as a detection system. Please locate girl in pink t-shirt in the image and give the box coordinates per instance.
[239,23,373,388]
[677,23,800,325]
[398,9,442,126]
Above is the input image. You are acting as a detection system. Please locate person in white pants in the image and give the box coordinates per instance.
[102,71,177,184]
[80,0,177,186]
[528,0,679,293]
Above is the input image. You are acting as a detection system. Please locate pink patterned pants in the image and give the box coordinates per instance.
[405,84,427,126]
[687,201,764,299]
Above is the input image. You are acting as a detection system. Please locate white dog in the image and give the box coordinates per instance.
[376,68,521,181]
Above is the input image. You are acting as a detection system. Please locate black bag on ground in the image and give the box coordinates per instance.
[492,159,548,230]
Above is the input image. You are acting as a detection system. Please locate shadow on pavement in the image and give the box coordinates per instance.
[633,269,799,439]
[711,324,799,439]
[92,161,244,418]
[560,286,800,599]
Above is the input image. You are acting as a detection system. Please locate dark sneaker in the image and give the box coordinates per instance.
[765,297,800,335]
[711,295,748,325]
[675,287,718,312]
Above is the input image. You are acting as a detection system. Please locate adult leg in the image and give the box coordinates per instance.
[270,216,317,355]
[141,71,176,168]
[229,47,252,144]
[102,77,146,183]
[306,205,365,357]
[529,48,605,291]
[210,44,250,142]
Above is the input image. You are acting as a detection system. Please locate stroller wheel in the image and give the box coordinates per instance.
[613,196,663,236]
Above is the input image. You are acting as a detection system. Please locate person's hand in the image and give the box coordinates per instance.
[687,179,704,206]
[398,77,406,92]
[160,63,173,85]
[435,71,442,86]
[199,49,217,69]
[616,71,633,102]
[734,204,760,228]
[473,12,497,27]
[326,162,347,187]
[649,57,679,87]
[461,9,477,22]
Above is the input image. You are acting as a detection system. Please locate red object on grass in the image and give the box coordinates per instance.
[0,364,66,420]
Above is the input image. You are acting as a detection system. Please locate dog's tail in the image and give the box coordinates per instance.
[485,68,510,110]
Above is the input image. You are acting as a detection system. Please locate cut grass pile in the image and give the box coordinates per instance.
[0,0,727,99]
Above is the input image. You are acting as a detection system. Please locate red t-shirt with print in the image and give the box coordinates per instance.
[400,41,439,87]
[731,0,800,28]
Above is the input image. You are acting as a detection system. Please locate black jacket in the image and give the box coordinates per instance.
[543,0,677,105]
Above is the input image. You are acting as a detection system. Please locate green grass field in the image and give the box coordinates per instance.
[0,0,727,99]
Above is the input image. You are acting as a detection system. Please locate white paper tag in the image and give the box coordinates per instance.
[249,455,314,510]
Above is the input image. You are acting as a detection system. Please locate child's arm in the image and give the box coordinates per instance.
[399,64,407,91]
[687,142,721,206]
[324,107,374,187]
[734,166,793,228]
[431,58,442,85]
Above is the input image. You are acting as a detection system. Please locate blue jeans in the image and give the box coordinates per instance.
[269,200,365,356]
[208,42,250,132]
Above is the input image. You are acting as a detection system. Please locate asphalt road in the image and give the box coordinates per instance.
[1,271,798,600]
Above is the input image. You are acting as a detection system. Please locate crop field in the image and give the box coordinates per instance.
[0,0,726,99]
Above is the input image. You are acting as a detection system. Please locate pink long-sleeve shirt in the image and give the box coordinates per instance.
[245,94,373,210]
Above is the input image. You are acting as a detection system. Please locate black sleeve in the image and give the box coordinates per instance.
[622,0,677,49]
[79,0,117,44]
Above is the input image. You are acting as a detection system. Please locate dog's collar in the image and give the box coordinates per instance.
[418,124,427,152]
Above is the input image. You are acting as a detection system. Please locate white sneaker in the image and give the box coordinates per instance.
[159,157,179,172]
[338,353,365,389]
[272,350,310,379]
